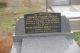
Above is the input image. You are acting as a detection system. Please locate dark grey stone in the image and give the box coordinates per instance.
[15,16,71,37]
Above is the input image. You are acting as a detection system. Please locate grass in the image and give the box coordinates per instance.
[73,32,80,46]
[0,7,39,33]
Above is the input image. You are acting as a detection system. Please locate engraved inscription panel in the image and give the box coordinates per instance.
[24,12,61,33]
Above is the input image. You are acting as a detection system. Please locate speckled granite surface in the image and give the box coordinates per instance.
[21,36,71,53]
[11,36,80,53]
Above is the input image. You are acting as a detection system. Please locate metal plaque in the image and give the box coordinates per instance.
[24,12,61,33]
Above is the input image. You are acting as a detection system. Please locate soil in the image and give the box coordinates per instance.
[0,32,13,53]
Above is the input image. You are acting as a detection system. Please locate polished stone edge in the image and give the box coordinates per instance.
[13,32,73,39]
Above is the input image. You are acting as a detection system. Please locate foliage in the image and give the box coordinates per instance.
[73,32,80,46]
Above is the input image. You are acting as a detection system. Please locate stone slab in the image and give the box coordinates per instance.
[21,36,80,53]
[15,16,71,37]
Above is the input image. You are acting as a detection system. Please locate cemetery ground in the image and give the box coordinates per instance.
[0,7,80,46]
[0,7,38,33]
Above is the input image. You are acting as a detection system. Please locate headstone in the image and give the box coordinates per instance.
[15,14,71,37]
[14,13,80,53]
